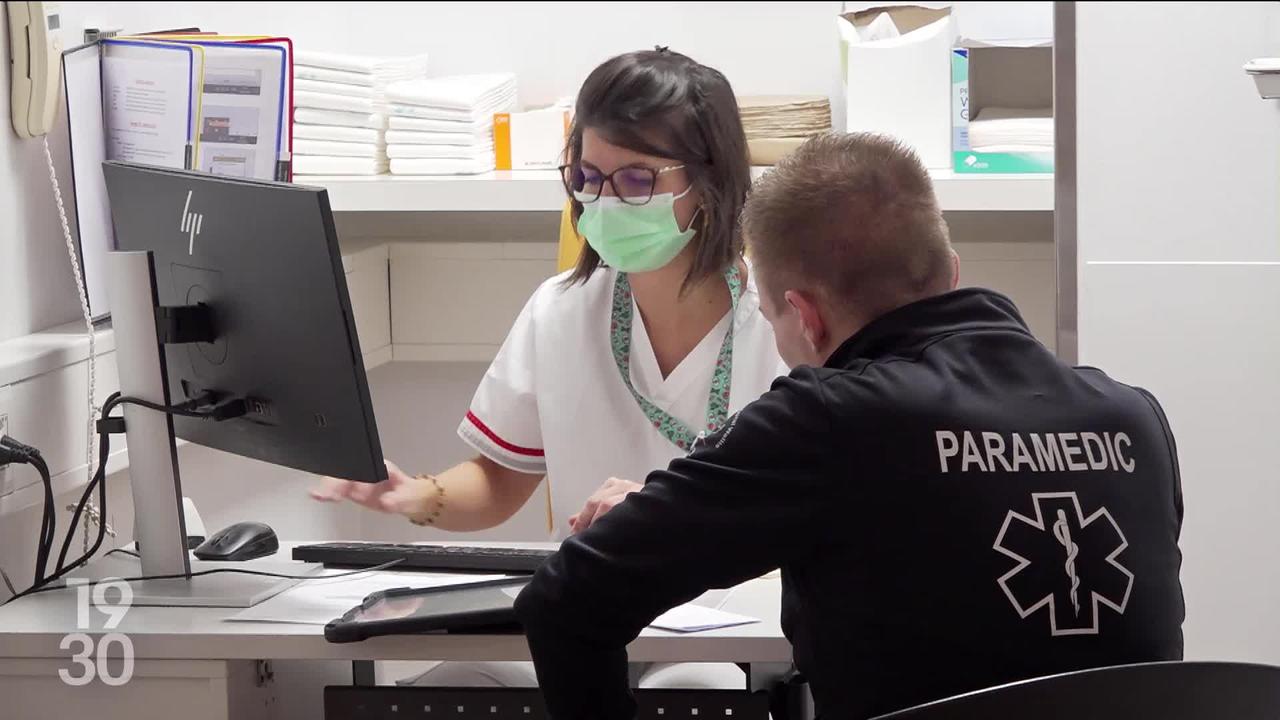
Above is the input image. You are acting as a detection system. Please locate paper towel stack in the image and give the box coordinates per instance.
[967,107,1054,154]
[291,51,429,175]
[737,96,833,165]
[383,74,517,175]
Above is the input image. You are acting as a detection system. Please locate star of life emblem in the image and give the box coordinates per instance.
[993,492,1134,637]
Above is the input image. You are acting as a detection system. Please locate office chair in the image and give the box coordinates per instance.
[872,661,1280,720]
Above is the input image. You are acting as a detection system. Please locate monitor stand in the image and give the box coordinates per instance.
[104,251,308,607]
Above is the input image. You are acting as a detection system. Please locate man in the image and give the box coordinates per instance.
[514,133,1185,719]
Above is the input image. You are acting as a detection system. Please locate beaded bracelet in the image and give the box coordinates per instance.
[408,474,446,526]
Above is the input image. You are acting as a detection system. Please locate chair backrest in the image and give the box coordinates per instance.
[872,661,1280,720]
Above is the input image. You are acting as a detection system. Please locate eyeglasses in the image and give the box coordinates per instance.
[559,163,686,206]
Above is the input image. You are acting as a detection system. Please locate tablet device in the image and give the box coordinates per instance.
[324,577,530,643]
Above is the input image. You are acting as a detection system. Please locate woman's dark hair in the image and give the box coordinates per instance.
[563,48,751,292]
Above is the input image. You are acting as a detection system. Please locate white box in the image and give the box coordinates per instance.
[952,39,1054,174]
[838,5,955,169]
[495,106,570,171]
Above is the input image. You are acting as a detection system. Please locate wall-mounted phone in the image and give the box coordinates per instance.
[8,1,63,138]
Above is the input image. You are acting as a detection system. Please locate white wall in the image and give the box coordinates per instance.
[63,2,1051,122]
[0,19,81,342]
[1076,2,1280,663]
[0,6,107,591]
[67,2,848,111]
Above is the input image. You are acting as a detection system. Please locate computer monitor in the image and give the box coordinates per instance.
[103,162,385,480]
[98,162,386,606]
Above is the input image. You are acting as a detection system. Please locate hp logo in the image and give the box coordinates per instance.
[180,189,204,255]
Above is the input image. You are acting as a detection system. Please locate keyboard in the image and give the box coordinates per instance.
[291,542,554,574]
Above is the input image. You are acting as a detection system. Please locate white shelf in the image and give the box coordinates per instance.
[307,168,1054,213]
[0,318,387,394]
[929,171,1054,212]
[0,321,116,390]
[305,171,570,213]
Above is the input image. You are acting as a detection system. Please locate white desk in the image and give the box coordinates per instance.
[0,543,789,720]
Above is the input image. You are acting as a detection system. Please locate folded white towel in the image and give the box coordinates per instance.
[294,155,389,175]
[296,65,424,89]
[385,129,491,146]
[295,50,429,77]
[387,144,494,160]
[968,107,1054,151]
[294,107,387,130]
[296,90,378,115]
[390,156,494,175]
[388,98,514,124]
[967,143,1053,154]
[294,124,384,144]
[385,74,517,112]
[294,139,385,158]
[388,115,493,135]
[295,78,377,99]
[296,65,377,88]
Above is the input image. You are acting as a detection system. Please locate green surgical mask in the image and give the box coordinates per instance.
[575,187,700,273]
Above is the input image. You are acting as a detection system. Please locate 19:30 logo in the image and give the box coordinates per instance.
[60,579,135,686]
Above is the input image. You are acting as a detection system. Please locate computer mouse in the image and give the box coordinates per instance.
[193,521,279,561]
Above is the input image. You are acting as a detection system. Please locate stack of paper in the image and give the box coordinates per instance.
[738,96,833,140]
[291,51,429,175]
[968,107,1054,153]
[737,95,833,165]
[294,50,431,91]
[383,74,517,175]
[649,604,761,633]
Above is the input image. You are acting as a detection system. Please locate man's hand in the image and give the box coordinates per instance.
[569,477,643,534]
[309,460,433,516]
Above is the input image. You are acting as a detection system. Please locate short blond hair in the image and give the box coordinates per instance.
[742,132,953,318]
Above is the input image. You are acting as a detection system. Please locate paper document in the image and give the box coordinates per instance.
[102,52,193,168]
[197,44,287,180]
[226,571,507,625]
[648,604,761,633]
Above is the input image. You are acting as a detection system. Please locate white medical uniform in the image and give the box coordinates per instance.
[458,265,786,537]
[401,263,786,691]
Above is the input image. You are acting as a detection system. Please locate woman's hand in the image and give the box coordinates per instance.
[309,460,432,516]
[569,477,643,534]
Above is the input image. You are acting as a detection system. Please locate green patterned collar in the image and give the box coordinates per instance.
[610,265,744,451]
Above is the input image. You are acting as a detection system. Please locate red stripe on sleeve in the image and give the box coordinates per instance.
[465,411,545,457]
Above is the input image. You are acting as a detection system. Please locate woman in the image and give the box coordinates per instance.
[314,48,785,540]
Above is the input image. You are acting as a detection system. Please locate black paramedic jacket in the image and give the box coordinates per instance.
[514,288,1185,720]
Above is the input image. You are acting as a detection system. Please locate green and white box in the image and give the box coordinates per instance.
[952,39,1054,174]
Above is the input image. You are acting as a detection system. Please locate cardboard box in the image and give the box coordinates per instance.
[952,39,1054,174]
[747,138,806,166]
[838,5,955,169]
